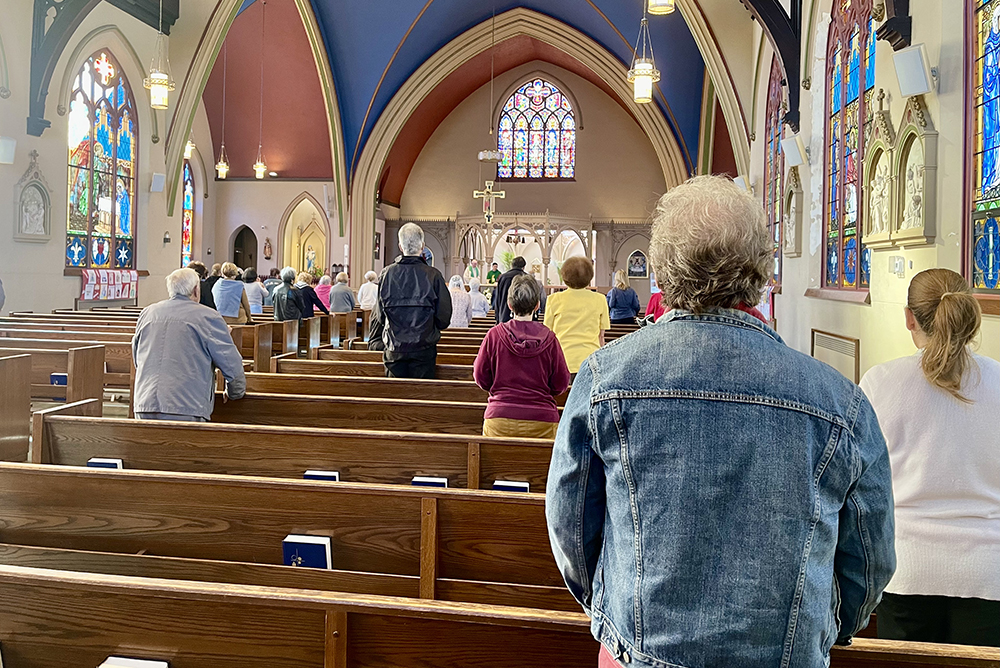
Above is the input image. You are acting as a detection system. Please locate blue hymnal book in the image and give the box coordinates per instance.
[87,458,123,469]
[303,470,340,482]
[493,480,531,493]
[282,534,332,569]
[411,476,448,488]
[49,373,68,386]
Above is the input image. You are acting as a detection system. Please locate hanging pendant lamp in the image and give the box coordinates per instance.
[216,42,230,179]
[648,0,676,15]
[144,0,176,109]
[253,0,268,179]
[628,15,660,104]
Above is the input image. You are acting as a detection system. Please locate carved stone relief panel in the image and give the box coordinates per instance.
[862,91,896,249]
[783,166,803,257]
[892,96,937,247]
[13,150,52,242]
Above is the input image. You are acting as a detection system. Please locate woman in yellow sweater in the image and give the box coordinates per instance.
[544,256,610,375]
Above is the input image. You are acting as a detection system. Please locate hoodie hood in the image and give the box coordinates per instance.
[498,319,557,358]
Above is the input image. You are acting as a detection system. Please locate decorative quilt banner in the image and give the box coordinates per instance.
[81,269,138,301]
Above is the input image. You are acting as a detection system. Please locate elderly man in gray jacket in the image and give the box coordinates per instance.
[132,268,246,421]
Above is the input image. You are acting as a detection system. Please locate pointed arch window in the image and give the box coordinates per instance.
[182,161,194,267]
[66,50,138,269]
[764,57,785,290]
[498,78,576,180]
[971,0,1000,294]
[823,1,875,290]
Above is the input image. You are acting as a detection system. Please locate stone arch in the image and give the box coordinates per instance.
[57,25,159,142]
[350,7,689,281]
[162,0,347,224]
[277,191,332,271]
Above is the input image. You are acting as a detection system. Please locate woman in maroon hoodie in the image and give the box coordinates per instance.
[474,274,571,440]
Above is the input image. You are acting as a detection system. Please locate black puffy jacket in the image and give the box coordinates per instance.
[374,255,452,355]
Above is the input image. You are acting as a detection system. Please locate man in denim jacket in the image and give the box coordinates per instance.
[546,175,895,668]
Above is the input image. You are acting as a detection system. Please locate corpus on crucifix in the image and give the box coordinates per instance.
[473,180,506,223]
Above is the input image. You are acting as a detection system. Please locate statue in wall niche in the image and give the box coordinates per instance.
[869,155,891,236]
[305,245,317,273]
[784,196,797,251]
[902,142,925,230]
[20,185,46,236]
[263,237,273,260]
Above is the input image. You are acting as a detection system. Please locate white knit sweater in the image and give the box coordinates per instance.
[860,352,1000,601]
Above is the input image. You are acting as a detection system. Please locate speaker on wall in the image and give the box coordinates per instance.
[780,134,809,167]
[893,43,934,98]
[150,172,166,192]
[0,136,15,164]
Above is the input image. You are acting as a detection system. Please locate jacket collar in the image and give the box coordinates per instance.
[658,306,783,345]
[398,255,427,265]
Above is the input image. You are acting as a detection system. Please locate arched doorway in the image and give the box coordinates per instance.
[233,225,257,271]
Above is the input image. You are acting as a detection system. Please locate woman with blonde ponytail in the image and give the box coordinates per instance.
[860,268,999,646]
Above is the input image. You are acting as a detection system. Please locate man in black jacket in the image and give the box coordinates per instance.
[491,256,527,324]
[373,224,452,378]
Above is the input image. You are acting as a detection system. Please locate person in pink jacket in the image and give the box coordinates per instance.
[473,274,570,440]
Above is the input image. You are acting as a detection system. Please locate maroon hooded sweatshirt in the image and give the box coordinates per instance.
[473,319,571,423]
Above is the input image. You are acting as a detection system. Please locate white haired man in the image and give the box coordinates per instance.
[272,266,306,322]
[546,175,895,668]
[373,223,452,378]
[132,268,245,421]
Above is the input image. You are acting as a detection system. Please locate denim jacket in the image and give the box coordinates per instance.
[546,308,895,668]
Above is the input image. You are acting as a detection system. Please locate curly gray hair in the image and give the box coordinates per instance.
[649,175,770,312]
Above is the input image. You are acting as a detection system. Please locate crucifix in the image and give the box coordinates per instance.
[473,180,506,224]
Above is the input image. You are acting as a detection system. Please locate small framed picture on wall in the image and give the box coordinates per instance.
[627,250,648,278]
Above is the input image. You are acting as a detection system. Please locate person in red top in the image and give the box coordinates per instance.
[473,274,571,440]
[645,291,666,322]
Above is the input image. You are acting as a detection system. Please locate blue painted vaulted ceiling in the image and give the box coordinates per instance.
[239,0,708,177]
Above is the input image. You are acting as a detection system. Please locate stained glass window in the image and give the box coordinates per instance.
[764,58,784,290]
[972,0,1000,292]
[181,161,194,267]
[66,51,137,269]
[824,3,874,290]
[498,78,576,179]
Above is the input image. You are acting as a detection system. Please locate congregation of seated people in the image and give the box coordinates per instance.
[119,175,998,664]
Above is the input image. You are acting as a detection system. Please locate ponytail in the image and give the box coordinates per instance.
[907,269,982,402]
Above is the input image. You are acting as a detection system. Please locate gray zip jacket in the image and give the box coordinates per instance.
[132,295,246,419]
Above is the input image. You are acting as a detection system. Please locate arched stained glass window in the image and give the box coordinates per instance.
[498,78,576,179]
[182,161,194,267]
[764,57,784,290]
[972,0,1000,293]
[66,50,137,269]
[824,1,874,290]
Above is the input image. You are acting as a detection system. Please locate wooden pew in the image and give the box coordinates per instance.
[242,372,490,403]
[0,318,135,334]
[211,392,487,435]
[318,348,479,367]
[0,463,569,607]
[272,355,475,381]
[270,319,299,358]
[0,355,31,462]
[0,335,130,388]
[0,345,105,404]
[229,323,273,372]
[0,565,993,668]
[34,405,554,490]
[299,316,322,359]
[0,563,599,666]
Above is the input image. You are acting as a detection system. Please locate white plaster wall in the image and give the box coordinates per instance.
[0,2,189,311]
[212,180,346,278]
[400,62,667,219]
[750,0,999,369]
